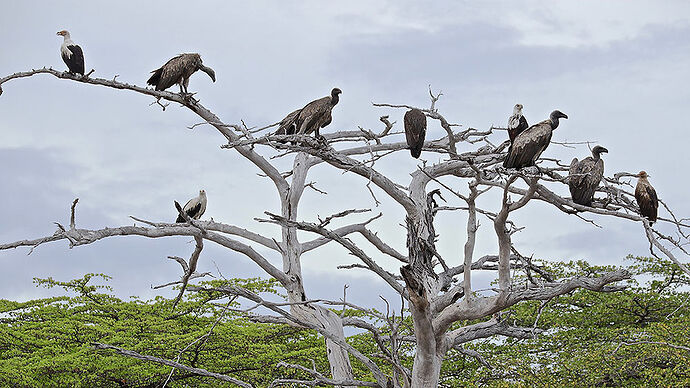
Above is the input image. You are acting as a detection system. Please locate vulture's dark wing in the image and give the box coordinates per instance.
[569,157,603,205]
[404,109,427,158]
[503,120,552,169]
[276,109,301,135]
[185,202,203,220]
[63,45,85,75]
[647,185,658,207]
[148,55,184,91]
[508,115,528,143]
[635,183,659,223]
[644,186,659,222]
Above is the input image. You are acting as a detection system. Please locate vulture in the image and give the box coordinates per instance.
[147,53,216,94]
[507,104,529,143]
[568,145,608,206]
[56,30,85,75]
[503,110,568,169]
[635,171,658,225]
[404,108,427,158]
[176,190,207,223]
[277,88,342,138]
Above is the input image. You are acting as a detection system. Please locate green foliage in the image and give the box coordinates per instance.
[440,256,690,387]
[0,274,325,387]
[2,257,688,387]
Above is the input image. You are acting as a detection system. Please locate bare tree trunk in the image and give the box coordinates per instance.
[282,153,355,386]
[410,350,443,387]
[403,191,446,387]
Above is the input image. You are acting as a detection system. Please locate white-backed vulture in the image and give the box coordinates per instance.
[147,53,215,94]
[635,171,658,225]
[57,30,85,75]
[277,88,341,138]
[176,190,207,223]
[503,110,568,169]
[568,145,608,206]
[404,108,427,158]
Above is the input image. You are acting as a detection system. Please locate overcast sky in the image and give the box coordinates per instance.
[1,1,689,308]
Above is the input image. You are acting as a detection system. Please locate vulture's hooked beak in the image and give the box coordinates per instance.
[200,65,216,82]
[561,113,569,119]
[600,147,609,153]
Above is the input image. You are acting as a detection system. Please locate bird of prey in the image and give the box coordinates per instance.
[503,110,568,169]
[56,30,85,75]
[507,103,528,143]
[404,108,427,158]
[635,171,658,224]
[568,145,608,206]
[276,88,342,139]
[176,190,207,223]
[147,53,215,94]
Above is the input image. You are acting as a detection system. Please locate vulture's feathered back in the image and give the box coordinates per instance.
[568,145,608,206]
[57,30,85,75]
[635,171,658,224]
[503,110,568,169]
[404,108,427,158]
[176,190,207,223]
[277,88,341,139]
[147,53,216,94]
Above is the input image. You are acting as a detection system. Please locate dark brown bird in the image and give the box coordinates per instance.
[277,88,341,138]
[57,30,85,75]
[568,145,608,206]
[635,171,658,224]
[147,53,215,94]
[503,110,568,169]
[404,109,427,158]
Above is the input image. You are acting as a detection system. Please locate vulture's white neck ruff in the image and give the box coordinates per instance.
[60,35,75,58]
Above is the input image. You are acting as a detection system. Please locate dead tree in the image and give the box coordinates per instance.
[1,69,688,387]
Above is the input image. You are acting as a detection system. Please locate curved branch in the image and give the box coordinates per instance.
[0,222,290,286]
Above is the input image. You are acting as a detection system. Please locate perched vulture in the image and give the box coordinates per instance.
[404,108,427,158]
[147,53,216,94]
[507,104,529,143]
[176,190,207,223]
[503,110,568,169]
[56,30,85,75]
[277,88,342,138]
[635,171,658,224]
[568,145,608,206]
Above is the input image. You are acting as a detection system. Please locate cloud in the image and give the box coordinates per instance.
[1,2,689,303]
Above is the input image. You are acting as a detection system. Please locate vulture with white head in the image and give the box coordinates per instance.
[503,110,568,169]
[176,190,207,223]
[568,145,608,206]
[56,30,85,75]
[147,53,215,94]
[507,103,528,143]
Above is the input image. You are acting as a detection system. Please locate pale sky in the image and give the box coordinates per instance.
[1,1,689,306]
